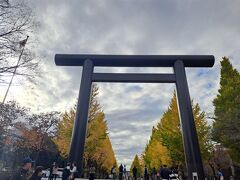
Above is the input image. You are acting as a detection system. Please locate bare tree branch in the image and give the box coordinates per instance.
[0,0,39,84]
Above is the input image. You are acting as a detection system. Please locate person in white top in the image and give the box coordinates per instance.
[70,163,77,179]
[52,165,58,180]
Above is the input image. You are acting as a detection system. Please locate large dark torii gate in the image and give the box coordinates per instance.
[55,54,214,179]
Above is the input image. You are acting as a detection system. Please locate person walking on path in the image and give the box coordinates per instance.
[29,166,44,180]
[160,165,170,180]
[52,164,58,180]
[62,163,71,180]
[119,164,124,180]
[89,164,96,180]
[70,162,77,179]
[152,167,157,180]
[123,165,127,180]
[10,157,33,180]
[144,165,149,180]
[132,165,137,180]
[111,165,117,180]
[217,169,224,180]
[49,162,55,180]
[169,167,179,180]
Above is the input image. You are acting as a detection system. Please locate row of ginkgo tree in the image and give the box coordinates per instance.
[54,84,117,177]
[130,57,240,178]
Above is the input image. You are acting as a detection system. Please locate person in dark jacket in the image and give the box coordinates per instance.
[89,164,96,180]
[132,166,137,180]
[152,167,157,180]
[49,162,56,180]
[62,163,71,180]
[119,164,123,180]
[144,165,149,180]
[10,157,33,180]
[29,166,44,180]
[160,165,170,180]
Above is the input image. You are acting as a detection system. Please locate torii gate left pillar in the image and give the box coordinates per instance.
[55,54,214,180]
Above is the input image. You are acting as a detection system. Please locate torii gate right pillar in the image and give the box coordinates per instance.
[174,60,204,180]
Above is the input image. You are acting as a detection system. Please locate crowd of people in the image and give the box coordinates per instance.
[61,162,78,180]
[110,164,127,180]
[111,164,225,180]
[8,157,225,180]
[135,165,224,180]
[109,164,181,180]
[10,157,40,180]
[9,157,78,180]
[143,165,180,180]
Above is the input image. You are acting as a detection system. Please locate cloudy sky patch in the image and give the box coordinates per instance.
[1,0,240,169]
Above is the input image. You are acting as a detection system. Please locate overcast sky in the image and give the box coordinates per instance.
[1,0,240,169]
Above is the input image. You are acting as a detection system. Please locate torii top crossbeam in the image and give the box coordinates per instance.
[55,54,214,67]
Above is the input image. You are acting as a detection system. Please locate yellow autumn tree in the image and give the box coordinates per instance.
[143,127,171,171]
[55,84,116,174]
[143,91,212,168]
[54,109,75,157]
[156,92,212,165]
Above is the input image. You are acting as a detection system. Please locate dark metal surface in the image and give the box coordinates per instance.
[174,60,205,179]
[55,54,214,67]
[92,73,175,83]
[68,59,94,176]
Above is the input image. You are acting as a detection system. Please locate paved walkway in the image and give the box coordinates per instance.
[41,179,108,180]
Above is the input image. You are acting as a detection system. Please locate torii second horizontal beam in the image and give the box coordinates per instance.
[92,73,175,83]
[55,54,214,67]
